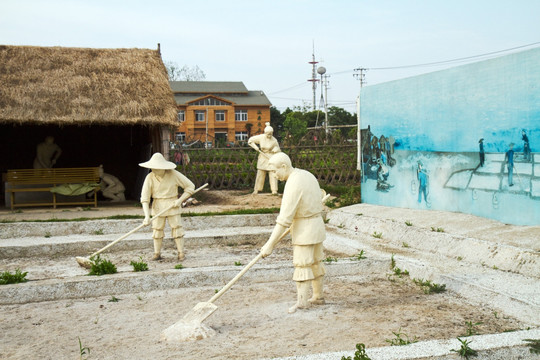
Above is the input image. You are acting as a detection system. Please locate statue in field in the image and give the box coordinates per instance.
[260,152,326,313]
[139,153,195,260]
[248,122,281,195]
[33,136,62,169]
[98,165,126,202]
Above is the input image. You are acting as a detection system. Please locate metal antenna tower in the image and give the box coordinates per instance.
[307,42,319,111]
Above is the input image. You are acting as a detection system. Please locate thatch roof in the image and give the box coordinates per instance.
[0,45,178,126]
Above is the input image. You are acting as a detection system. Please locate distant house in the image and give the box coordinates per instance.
[0,44,178,200]
[170,81,272,147]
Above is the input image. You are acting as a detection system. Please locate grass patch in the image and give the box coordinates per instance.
[350,250,366,260]
[174,264,184,270]
[413,278,447,294]
[431,226,445,233]
[0,268,28,285]
[385,328,418,346]
[323,256,338,263]
[108,296,121,302]
[130,257,149,272]
[88,255,117,276]
[371,231,383,239]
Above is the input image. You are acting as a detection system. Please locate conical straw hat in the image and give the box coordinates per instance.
[139,152,176,170]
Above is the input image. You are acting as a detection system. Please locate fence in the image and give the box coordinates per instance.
[172,145,360,190]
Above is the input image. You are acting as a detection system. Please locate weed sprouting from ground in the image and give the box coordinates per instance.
[451,337,478,358]
[174,264,184,269]
[431,226,445,232]
[78,336,90,359]
[130,257,149,272]
[88,255,117,276]
[461,321,483,337]
[0,268,28,285]
[405,220,413,226]
[108,296,121,302]
[341,343,371,360]
[323,256,338,263]
[372,231,383,239]
[350,250,366,260]
[413,278,447,294]
[524,339,540,354]
[385,328,418,346]
[234,261,243,266]
[92,229,104,235]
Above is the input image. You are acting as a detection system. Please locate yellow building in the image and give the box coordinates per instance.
[170,81,272,147]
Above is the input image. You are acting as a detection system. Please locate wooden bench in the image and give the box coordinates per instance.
[6,167,101,210]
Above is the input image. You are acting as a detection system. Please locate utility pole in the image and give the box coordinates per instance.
[308,43,319,111]
[354,68,367,180]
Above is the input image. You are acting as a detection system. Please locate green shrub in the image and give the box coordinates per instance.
[130,257,149,272]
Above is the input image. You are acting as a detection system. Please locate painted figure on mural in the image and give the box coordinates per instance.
[33,136,62,169]
[522,129,531,162]
[505,143,515,187]
[260,152,326,313]
[417,161,429,204]
[478,138,485,167]
[376,158,391,191]
[248,122,281,195]
[139,153,195,261]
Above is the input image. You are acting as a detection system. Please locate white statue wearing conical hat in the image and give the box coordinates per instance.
[247,122,281,195]
[139,152,195,260]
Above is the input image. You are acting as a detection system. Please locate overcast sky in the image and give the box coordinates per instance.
[2,0,540,112]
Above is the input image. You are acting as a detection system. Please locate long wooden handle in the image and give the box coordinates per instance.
[89,183,208,258]
[208,227,291,304]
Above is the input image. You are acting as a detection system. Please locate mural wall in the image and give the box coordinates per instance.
[359,47,540,226]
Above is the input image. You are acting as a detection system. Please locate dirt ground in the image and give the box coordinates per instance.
[0,190,528,359]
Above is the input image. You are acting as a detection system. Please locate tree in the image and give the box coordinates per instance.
[283,112,307,142]
[270,106,285,140]
[164,61,206,81]
[328,106,356,126]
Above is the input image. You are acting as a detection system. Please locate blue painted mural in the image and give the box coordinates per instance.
[359,47,540,225]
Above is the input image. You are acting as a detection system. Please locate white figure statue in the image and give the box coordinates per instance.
[139,153,195,260]
[248,122,281,195]
[98,165,126,202]
[33,136,62,169]
[260,152,326,313]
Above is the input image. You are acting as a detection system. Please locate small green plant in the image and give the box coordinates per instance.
[92,229,104,235]
[130,257,148,272]
[88,255,117,276]
[338,223,345,229]
[234,261,243,266]
[413,278,447,294]
[402,242,409,248]
[78,336,90,359]
[44,231,52,238]
[341,343,371,360]
[405,220,413,226]
[431,226,445,232]
[392,267,409,278]
[108,296,121,302]
[523,339,540,354]
[385,328,418,346]
[174,263,184,270]
[372,231,383,239]
[390,254,396,269]
[457,256,463,261]
[462,321,483,337]
[451,337,478,358]
[323,256,338,263]
[0,268,28,285]
[351,250,366,260]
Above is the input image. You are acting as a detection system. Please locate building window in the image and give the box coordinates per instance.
[175,132,186,142]
[191,98,229,106]
[215,110,225,122]
[235,110,248,121]
[177,110,185,122]
[195,110,205,122]
[235,131,248,141]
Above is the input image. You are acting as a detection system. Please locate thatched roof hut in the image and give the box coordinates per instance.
[0,45,178,201]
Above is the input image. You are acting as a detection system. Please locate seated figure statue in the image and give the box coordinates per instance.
[99,165,126,202]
